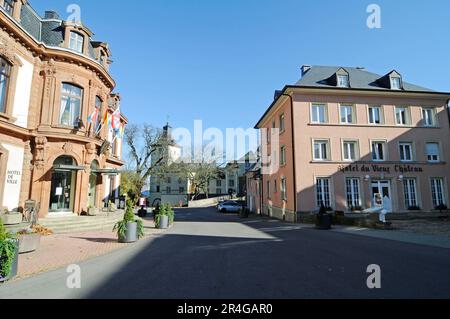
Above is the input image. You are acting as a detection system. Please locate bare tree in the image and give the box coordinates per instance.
[124,123,169,199]
[174,149,223,200]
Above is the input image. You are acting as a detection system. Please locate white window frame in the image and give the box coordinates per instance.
[431,178,446,208]
[342,140,359,162]
[422,108,436,127]
[391,77,402,90]
[346,178,361,209]
[403,178,418,209]
[311,103,328,124]
[69,31,84,53]
[395,106,410,125]
[280,146,286,166]
[316,178,331,208]
[368,106,383,125]
[426,142,441,163]
[399,142,414,162]
[337,74,350,88]
[281,177,287,200]
[371,140,387,162]
[340,104,355,124]
[280,114,286,133]
[313,139,330,161]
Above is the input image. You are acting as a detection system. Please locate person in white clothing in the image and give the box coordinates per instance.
[379,195,392,223]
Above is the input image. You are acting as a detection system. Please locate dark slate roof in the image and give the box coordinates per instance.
[296,66,434,92]
[13,3,97,60]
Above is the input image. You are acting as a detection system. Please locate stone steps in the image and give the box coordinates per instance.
[38,211,125,234]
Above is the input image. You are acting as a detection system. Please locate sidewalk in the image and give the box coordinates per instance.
[14,218,166,280]
[331,225,450,250]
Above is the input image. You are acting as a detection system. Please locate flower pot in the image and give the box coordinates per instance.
[18,233,41,254]
[119,222,138,243]
[87,207,98,216]
[0,239,19,282]
[157,215,169,229]
[1,213,23,225]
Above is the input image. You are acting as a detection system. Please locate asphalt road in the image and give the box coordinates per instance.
[1,207,450,299]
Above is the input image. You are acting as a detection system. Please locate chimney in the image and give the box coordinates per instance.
[301,65,312,77]
[44,11,60,20]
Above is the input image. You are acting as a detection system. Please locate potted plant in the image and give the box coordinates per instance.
[316,205,332,230]
[0,208,23,226]
[17,225,52,254]
[155,204,170,229]
[0,220,19,282]
[435,204,448,213]
[113,200,144,243]
[87,205,98,216]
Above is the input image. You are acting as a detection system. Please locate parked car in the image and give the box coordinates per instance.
[218,201,243,213]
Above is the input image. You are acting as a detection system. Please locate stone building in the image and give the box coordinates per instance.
[0,1,126,218]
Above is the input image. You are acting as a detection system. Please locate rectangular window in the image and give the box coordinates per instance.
[267,180,271,199]
[311,104,327,124]
[281,178,287,200]
[274,180,277,193]
[280,146,286,166]
[166,187,171,194]
[343,141,358,161]
[395,107,409,125]
[69,31,84,53]
[340,105,354,124]
[372,141,386,161]
[216,188,222,195]
[229,180,235,187]
[338,74,350,88]
[3,0,13,15]
[60,83,83,127]
[391,77,402,90]
[179,187,185,194]
[280,114,285,132]
[368,106,382,124]
[313,140,330,161]
[403,179,418,208]
[426,143,440,162]
[399,143,413,162]
[0,57,11,114]
[346,178,361,209]
[216,180,222,187]
[422,108,436,127]
[167,177,172,184]
[316,178,331,208]
[431,178,446,208]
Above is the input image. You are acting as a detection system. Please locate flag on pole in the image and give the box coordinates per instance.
[87,108,100,129]
[111,107,121,130]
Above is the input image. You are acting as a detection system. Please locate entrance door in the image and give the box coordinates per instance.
[49,170,75,212]
[49,156,77,213]
[371,181,392,212]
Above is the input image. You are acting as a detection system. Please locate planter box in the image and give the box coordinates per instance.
[0,239,19,282]
[157,215,169,229]
[87,208,98,216]
[119,222,138,243]
[1,213,23,225]
[18,233,41,254]
[316,214,332,230]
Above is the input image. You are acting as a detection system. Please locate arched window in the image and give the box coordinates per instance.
[60,83,83,127]
[0,57,12,114]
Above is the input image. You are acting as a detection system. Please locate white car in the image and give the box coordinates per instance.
[217,201,243,213]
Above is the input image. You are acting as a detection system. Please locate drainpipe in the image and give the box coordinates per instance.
[281,93,297,221]
[446,99,450,128]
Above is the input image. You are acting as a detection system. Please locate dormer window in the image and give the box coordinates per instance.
[338,74,350,88]
[391,77,402,90]
[69,31,84,53]
[2,0,13,15]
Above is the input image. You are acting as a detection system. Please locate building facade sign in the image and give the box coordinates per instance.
[338,164,424,175]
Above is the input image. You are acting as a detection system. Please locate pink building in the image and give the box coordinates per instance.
[254,65,450,222]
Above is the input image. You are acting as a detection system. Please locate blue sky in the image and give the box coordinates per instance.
[33,0,450,135]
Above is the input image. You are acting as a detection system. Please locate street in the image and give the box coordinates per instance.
[1,207,450,299]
